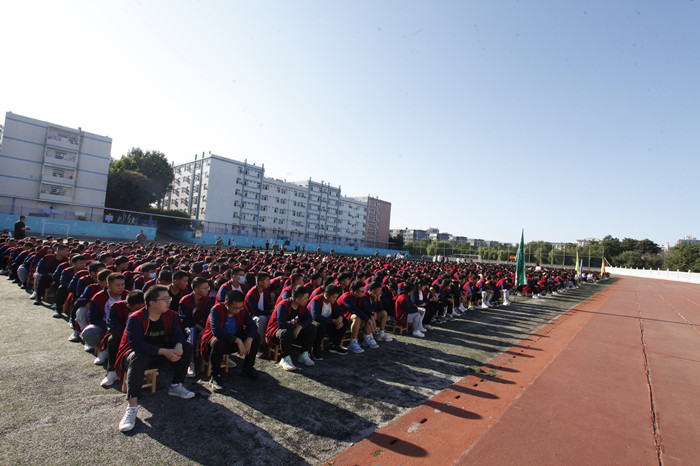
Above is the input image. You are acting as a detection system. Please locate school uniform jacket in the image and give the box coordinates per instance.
[115,308,184,379]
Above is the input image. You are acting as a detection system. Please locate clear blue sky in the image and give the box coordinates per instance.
[2,1,698,246]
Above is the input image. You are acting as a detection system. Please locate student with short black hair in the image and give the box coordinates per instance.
[117,285,194,432]
[101,290,145,387]
[265,285,316,371]
[200,290,261,390]
[309,284,349,358]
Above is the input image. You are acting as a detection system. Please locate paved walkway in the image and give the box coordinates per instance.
[331,277,700,465]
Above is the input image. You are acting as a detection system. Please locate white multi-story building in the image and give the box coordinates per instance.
[163,153,381,245]
[0,112,111,217]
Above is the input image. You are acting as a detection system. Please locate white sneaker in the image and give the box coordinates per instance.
[516,292,523,297]
[119,406,138,432]
[84,344,94,353]
[503,301,512,306]
[101,371,119,387]
[29,292,37,300]
[412,330,425,338]
[94,350,109,365]
[168,383,195,399]
[468,306,475,311]
[68,330,81,342]
[279,355,297,371]
[298,351,315,367]
[451,311,460,317]
[186,362,196,378]
[423,325,434,330]
[481,303,489,309]
[378,331,393,342]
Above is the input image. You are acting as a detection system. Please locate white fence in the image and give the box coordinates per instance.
[608,267,700,285]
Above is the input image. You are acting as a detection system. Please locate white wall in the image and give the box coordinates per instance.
[609,267,700,285]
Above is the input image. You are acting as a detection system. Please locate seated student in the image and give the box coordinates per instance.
[83,273,129,361]
[215,267,248,303]
[245,272,274,346]
[73,265,108,345]
[364,281,393,343]
[337,280,376,353]
[116,285,194,433]
[200,290,261,391]
[143,269,172,292]
[265,285,316,371]
[309,284,349,358]
[132,262,157,291]
[410,279,435,329]
[275,273,304,306]
[32,244,68,305]
[426,283,445,324]
[497,274,513,306]
[178,277,214,377]
[168,270,189,312]
[304,273,323,295]
[464,276,480,310]
[394,282,428,338]
[61,255,88,340]
[477,275,493,308]
[101,290,145,387]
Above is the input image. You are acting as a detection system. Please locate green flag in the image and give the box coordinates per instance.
[515,229,526,287]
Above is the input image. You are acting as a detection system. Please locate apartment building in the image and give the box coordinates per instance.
[164,153,389,246]
[0,112,111,216]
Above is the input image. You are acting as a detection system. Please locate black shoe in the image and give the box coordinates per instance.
[209,375,223,391]
[329,345,348,355]
[312,350,324,361]
[240,367,259,379]
[33,300,43,306]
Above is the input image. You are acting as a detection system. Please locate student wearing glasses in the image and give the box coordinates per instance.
[116,285,194,432]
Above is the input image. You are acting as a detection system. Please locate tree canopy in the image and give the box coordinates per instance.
[106,148,174,211]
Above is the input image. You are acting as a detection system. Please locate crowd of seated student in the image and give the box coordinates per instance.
[0,234,603,432]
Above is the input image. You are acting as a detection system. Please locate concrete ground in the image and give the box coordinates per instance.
[0,277,611,465]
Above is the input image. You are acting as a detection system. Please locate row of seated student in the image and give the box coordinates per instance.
[0,235,602,432]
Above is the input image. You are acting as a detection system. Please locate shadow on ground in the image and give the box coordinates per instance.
[0,278,616,465]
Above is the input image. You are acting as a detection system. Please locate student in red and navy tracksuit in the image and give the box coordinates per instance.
[32,244,69,306]
[82,273,128,360]
[308,284,349,358]
[245,272,274,347]
[337,280,375,353]
[100,290,145,387]
[200,289,260,390]
[178,277,214,377]
[265,286,316,371]
[116,285,194,433]
[394,282,428,338]
[215,268,248,303]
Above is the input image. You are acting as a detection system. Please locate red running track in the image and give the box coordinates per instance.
[329,277,700,465]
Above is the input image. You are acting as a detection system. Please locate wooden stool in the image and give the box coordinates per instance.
[340,330,352,346]
[267,343,280,362]
[121,368,158,394]
[392,320,413,335]
[204,354,232,377]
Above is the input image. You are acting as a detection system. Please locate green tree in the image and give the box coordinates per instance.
[664,243,700,272]
[105,169,152,211]
[601,235,622,258]
[616,250,645,268]
[390,233,405,249]
[110,148,174,207]
[636,239,661,255]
